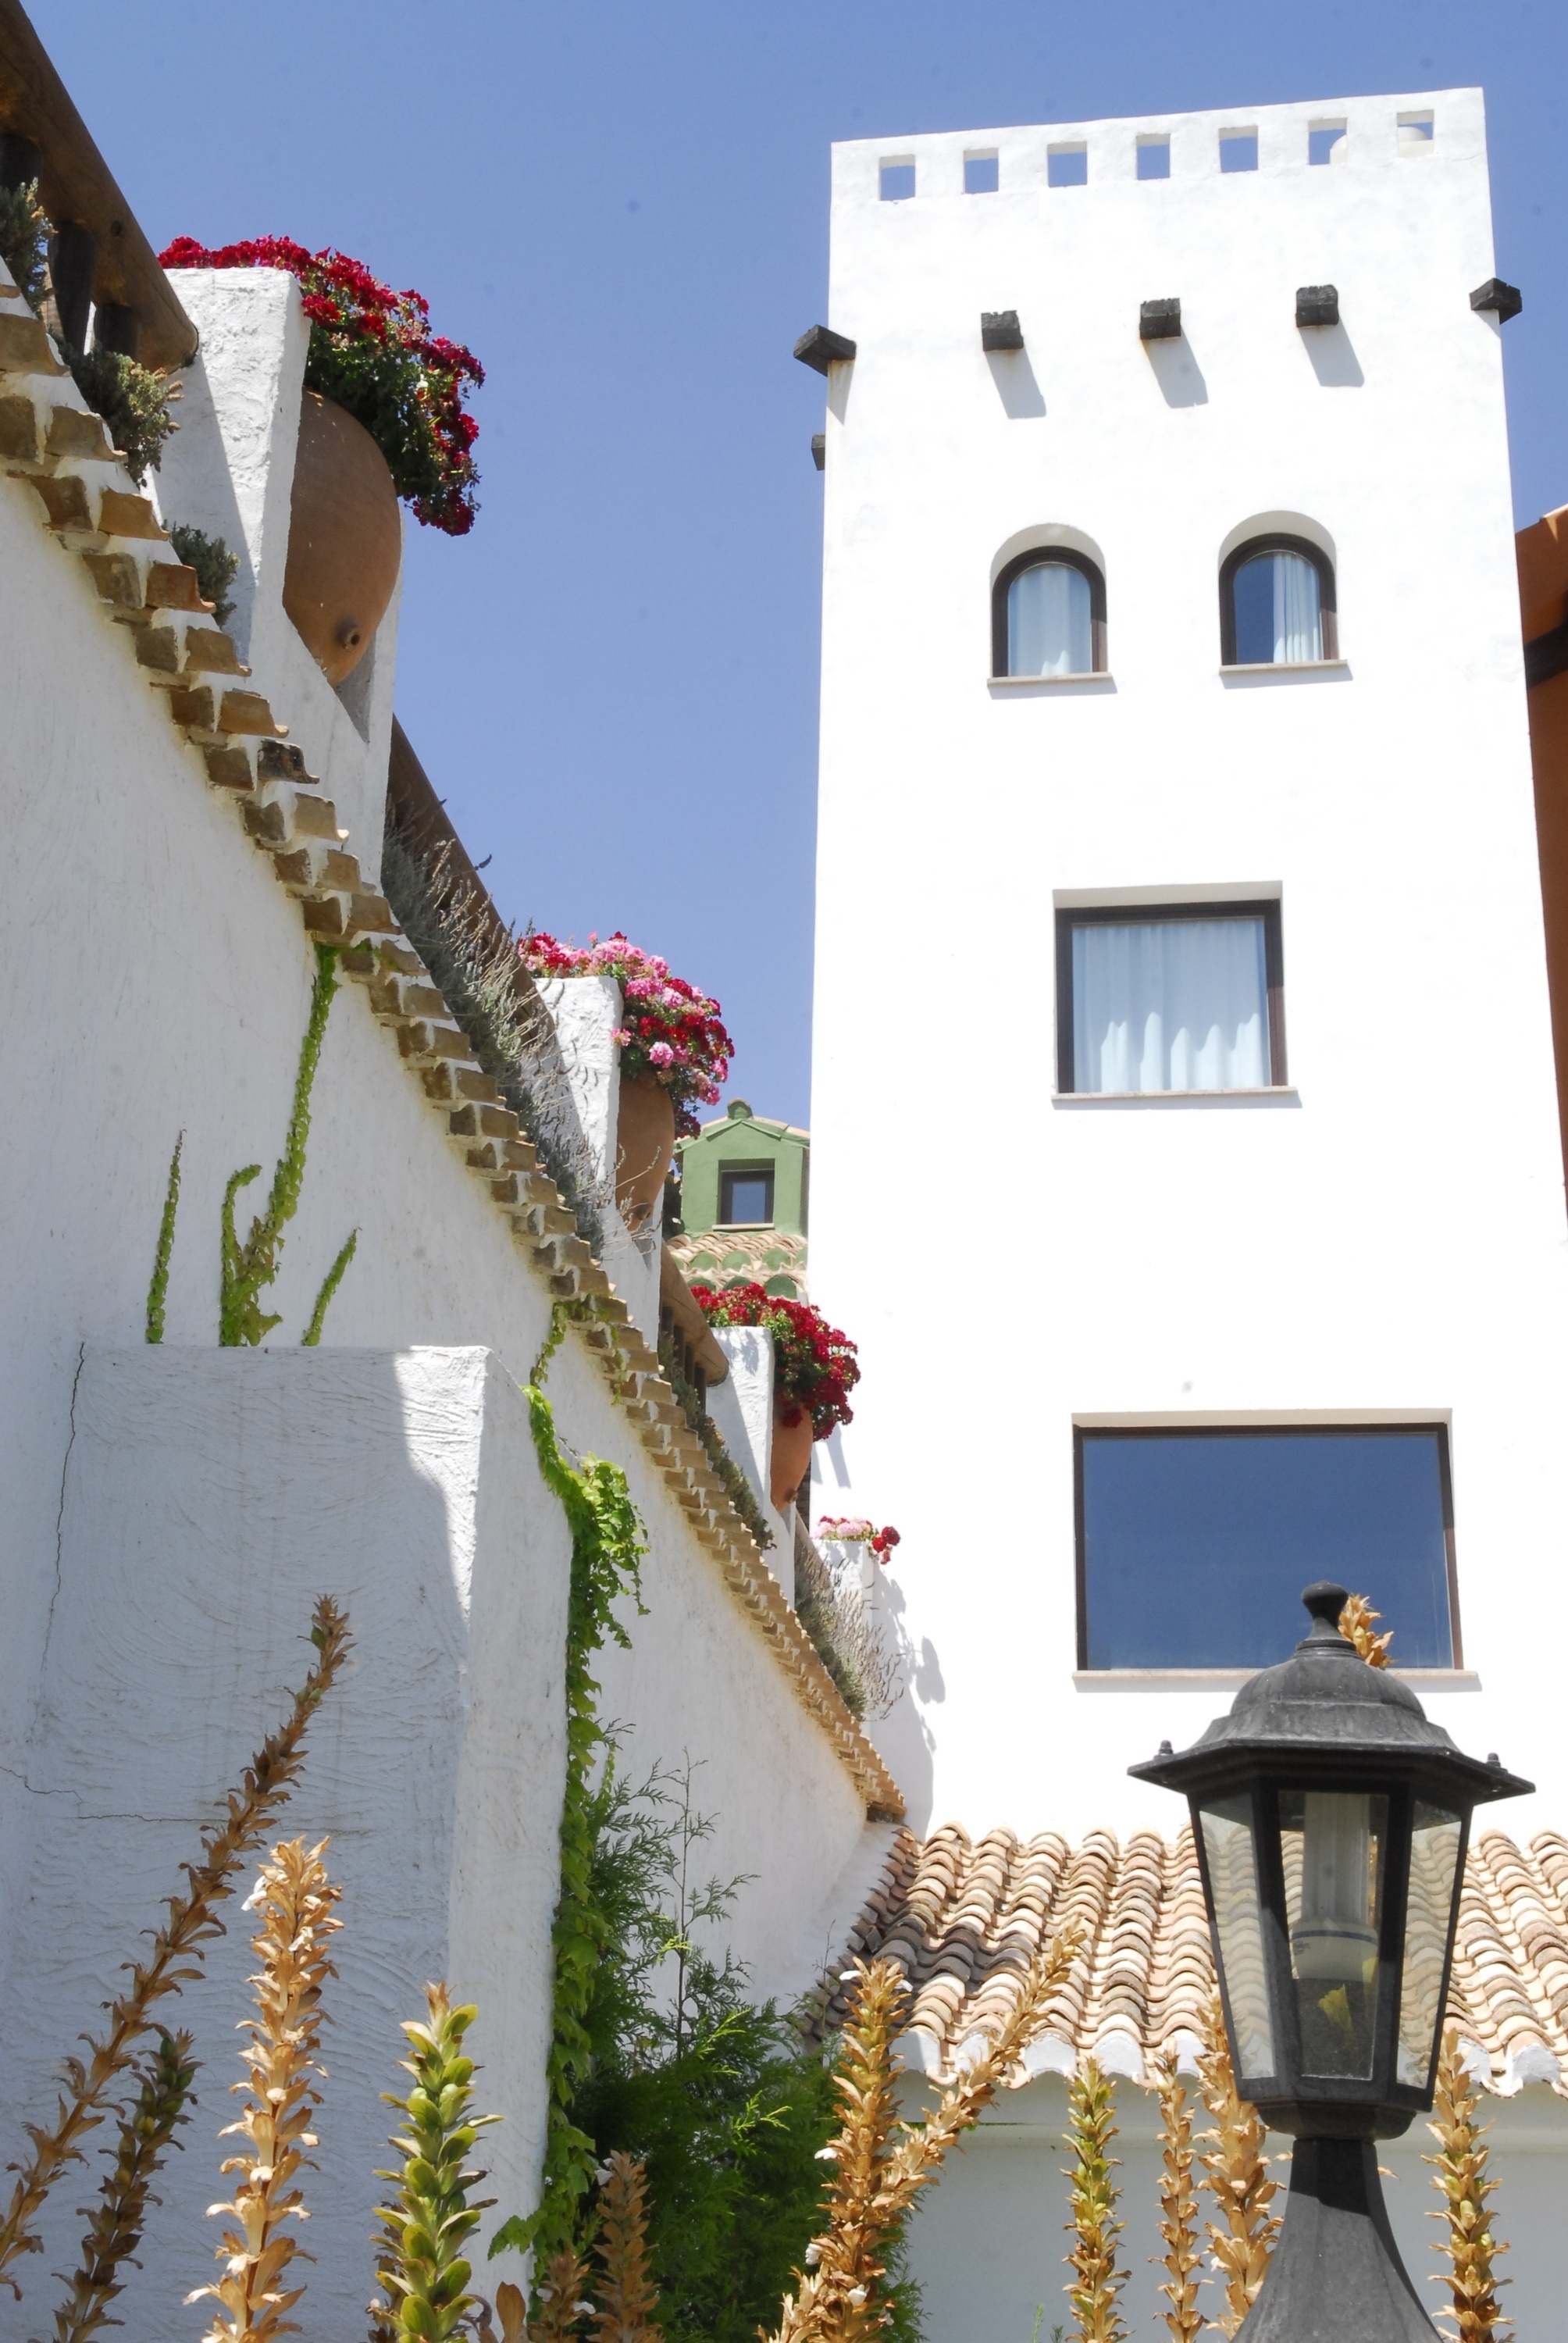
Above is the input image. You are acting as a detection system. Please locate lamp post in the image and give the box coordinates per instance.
[1131,1582,1531,2341]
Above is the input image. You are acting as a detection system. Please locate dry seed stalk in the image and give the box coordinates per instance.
[1149,2049,1203,2343]
[42,2028,198,2343]
[1426,2026,1510,2342]
[767,1932,1082,2343]
[1339,1592,1393,1668]
[532,2245,594,2343]
[593,2153,661,2343]
[0,1596,351,2294]
[1063,2059,1125,2343]
[190,1837,342,2343]
[1196,1995,1280,2338]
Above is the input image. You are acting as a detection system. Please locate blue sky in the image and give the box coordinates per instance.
[34,1,1568,1127]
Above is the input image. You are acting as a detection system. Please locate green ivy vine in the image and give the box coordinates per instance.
[489,1336,648,2273]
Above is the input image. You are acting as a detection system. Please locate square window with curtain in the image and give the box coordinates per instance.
[1055,901,1285,1094]
[1076,1426,1459,1671]
[718,1164,775,1225]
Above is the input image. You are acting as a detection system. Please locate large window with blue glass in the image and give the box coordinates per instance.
[1076,1425,1458,1670]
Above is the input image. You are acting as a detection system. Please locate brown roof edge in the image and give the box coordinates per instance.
[0,0,198,370]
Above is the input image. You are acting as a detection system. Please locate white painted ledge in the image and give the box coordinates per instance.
[1218,658,1350,676]
[988,671,1113,687]
[1053,1086,1299,1104]
[1074,1668,1481,1691]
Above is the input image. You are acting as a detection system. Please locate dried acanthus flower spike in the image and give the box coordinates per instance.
[189,1836,342,2343]
[766,1932,1081,2343]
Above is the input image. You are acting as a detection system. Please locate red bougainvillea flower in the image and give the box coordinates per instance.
[519,930,733,1136]
[690,1282,860,1439]
[159,235,483,534]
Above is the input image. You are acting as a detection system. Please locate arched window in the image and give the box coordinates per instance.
[992,547,1107,677]
[1220,533,1338,666]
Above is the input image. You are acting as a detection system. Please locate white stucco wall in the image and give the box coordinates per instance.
[532,972,661,1341]
[0,337,876,2324]
[807,88,1568,1841]
[898,2070,1568,2341]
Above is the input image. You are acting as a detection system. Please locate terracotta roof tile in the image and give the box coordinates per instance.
[825,1823,1568,2095]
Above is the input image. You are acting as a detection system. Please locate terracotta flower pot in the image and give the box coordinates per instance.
[282,390,402,685]
[615,1073,676,1230]
[770,1396,815,1513]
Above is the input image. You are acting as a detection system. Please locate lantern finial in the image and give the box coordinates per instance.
[1298,1580,1352,1649]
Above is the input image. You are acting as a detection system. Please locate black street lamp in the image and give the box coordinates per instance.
[1131,1582,1531,2341]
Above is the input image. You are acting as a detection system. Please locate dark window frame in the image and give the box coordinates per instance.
[992,546,1108,678]
[718,1161,775,1226]
[1219,532,1338,665]
[1054,898,1287,1094]
[1072,1422,1462,1671]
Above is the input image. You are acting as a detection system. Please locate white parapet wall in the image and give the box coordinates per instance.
[154,267,401,870]
[531,972,661,1343]
[707,1322,797,1591]
[7,1346,566,2340]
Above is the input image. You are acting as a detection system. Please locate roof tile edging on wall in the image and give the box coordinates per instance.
[0,290,903,1824]
[818,1823,1568,2096]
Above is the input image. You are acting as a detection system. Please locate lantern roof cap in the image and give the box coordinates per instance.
[1130,1582,1533,1803]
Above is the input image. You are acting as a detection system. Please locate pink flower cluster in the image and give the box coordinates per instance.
[519,931,733,1135]
[818,1517,901,1560]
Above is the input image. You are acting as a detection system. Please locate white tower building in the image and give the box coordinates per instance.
[806,91,1568,1843]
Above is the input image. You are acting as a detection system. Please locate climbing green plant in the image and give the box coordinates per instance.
[489,1366,647,2273]
[301,1229,358,1346]
[144,1135,184,1344]
[220,944,355,1345]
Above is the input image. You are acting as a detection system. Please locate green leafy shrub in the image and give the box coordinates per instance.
[69,348,180,485]
[572,1757,919,2343]
[168,524,239,626]
[0,177,48,309]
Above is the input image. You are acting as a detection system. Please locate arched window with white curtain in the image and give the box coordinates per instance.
[1220,533,1338,666]
[992,545,1107,676]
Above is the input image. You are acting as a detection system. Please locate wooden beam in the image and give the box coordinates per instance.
[0,0,198,370]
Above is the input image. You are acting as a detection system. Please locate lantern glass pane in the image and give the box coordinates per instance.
[1398,1803,1463,2088]
[1199,1794,1275,2077]
[1281,1788,1387,2078]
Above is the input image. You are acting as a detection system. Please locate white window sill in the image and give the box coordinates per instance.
[988,672,1112,686]
[1075,1668,1481,1690]
[1218,658,1349,675]
[1053,1086,1298,1104]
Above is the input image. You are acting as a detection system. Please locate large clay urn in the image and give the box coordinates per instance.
[615,1074,676,1230]
[770,1396,815,1513]
[282,390,402,684]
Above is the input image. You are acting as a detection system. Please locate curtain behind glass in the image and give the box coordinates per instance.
[1232,551,1322,664]
[1071,917,1270,1092]
[1008,562,1092,675]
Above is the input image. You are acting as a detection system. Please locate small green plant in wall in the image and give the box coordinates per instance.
[145,944,358,1346]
